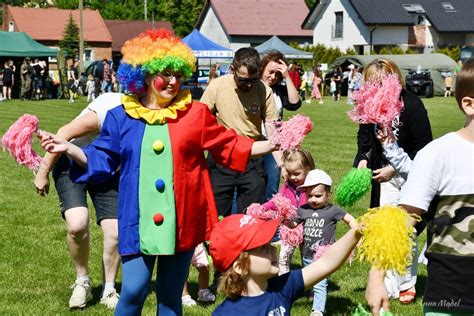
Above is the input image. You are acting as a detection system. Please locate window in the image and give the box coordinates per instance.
[83,49,94,62]
[332,12,343,39]
[441,2,456,12]
[402,4,425,14]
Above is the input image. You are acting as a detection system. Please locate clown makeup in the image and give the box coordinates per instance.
[148,69,181,107]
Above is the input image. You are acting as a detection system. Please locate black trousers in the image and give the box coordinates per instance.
[206,155,266,218]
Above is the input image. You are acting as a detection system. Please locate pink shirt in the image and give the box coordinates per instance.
[263,181,308,210]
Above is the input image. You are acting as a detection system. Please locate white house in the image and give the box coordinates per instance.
[302,0,474,54]
[195,0,313,51]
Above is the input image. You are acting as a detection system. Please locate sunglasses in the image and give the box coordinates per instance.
[234,73,260,85]
[158,71,183,82]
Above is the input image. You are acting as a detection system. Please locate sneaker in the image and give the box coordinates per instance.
[100,288,120,309]
[69,279,91,309]
[197,289,215,302]
[310,310,324,316]
[182,294,197,307]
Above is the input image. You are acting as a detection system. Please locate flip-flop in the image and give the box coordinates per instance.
[399,290,416,304]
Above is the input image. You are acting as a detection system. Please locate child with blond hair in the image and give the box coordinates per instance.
[85,74,95,102]
[262,148,315,275]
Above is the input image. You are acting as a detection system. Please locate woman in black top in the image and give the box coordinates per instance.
[353,59,433,207]
[332,66,342,101]
[353,58,432,303]
[2,60,15,100]
[259,50,302,200]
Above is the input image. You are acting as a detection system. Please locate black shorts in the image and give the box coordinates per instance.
[445,87,451,91]
[2,80,12,88]
[52,155,119,225]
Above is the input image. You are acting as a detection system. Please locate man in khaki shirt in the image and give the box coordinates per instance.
[201,47,278,217]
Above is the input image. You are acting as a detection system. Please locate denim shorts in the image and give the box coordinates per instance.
[52,155,119,225]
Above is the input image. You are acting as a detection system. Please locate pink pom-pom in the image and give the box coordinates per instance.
[279,224,303,247]
[312,243,332,261]
[269,114,313,151]
[271,193,297,219]
[245,203,278,220]
[349,74,404,130]
[2,114,42,171]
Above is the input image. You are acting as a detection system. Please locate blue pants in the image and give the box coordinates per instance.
[101,80,113,93]
[115,251,193,316]
[263,153,281,201]
[303,257,328,313]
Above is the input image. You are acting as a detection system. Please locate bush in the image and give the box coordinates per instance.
[405,47,418,54]
[390,46,405,55]
[435,46,460,62]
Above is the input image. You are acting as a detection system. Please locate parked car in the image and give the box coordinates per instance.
[405,69,434,98]
[460,46,473,63]
[198,68,210,84]
[79,60,114,92]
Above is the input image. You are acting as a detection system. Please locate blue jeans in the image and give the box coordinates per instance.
[303,257,328,313]
[263,153,281,201]
[101,80,113,93]
[115,251,193,316]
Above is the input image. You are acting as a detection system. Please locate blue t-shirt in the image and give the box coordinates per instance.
[213,270,305,316]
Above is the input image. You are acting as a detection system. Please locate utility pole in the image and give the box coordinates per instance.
[79,0,84,73]
[144,0,147,21]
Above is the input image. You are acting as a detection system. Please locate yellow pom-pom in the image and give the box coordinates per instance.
[357,205,421,274]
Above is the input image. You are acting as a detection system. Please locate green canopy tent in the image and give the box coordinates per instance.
[0,32,57,57]
[333,53,456,96]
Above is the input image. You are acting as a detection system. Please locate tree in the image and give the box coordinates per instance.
[58,13,80,59]
[305,0,316,8]
[54,0,79,9]
[154,0,205,37]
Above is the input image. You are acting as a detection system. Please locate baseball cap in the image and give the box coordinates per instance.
[297,169,333,190]
[210,214,280,272]
[348,64,355,70]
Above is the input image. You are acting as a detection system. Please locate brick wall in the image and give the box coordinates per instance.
[408,25,426,47]
[466,34,474,46]
[93,45,112,61]
[2,4,17,31]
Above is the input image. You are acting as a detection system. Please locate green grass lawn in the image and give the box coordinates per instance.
[0,95,464,315]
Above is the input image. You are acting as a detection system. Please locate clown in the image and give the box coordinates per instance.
[40,29,276,315]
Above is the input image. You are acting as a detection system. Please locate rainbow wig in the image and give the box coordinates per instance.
[117,29,196,94]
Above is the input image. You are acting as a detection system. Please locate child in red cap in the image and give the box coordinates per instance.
[210,214,361,315]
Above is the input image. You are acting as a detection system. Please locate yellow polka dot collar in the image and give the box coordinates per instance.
[122,90,192,124]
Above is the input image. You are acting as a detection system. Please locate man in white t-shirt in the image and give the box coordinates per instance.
[34,93,123,309]
[365,58,474,315]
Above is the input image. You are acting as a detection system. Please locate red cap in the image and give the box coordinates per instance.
[210,214,281,272]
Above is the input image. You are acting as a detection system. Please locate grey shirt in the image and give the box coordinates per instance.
[295,204,346,260]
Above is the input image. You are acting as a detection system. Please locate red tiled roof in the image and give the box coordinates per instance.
[208,0,312,36]
[8,6,112,42]
[105,20,173,52]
